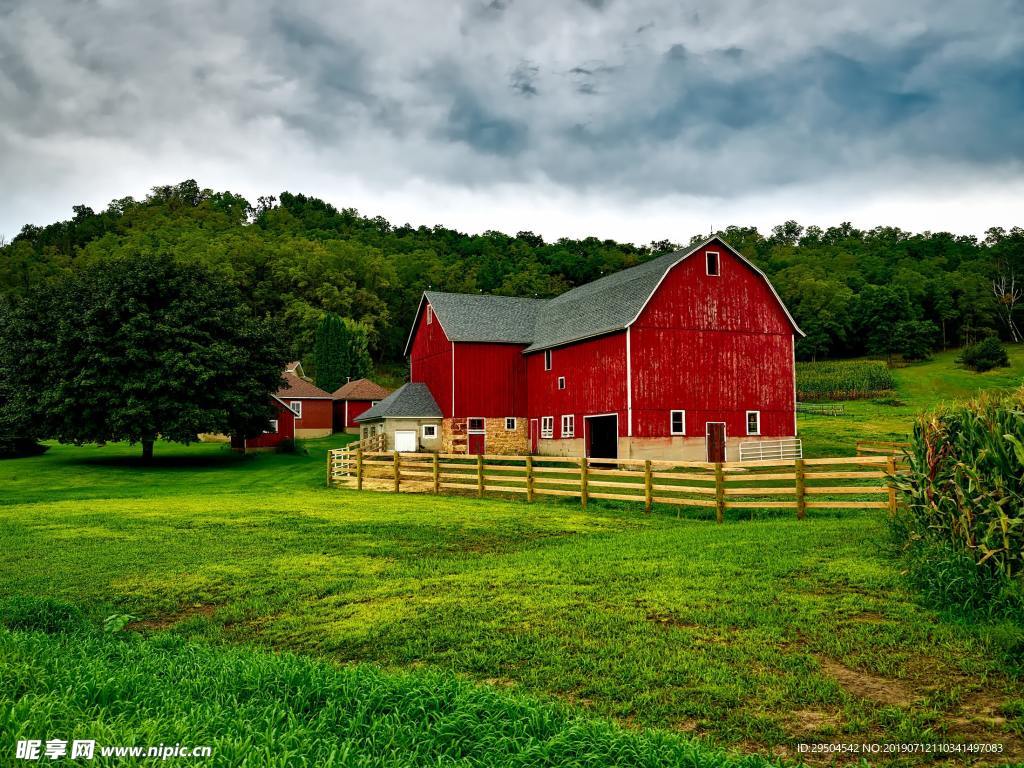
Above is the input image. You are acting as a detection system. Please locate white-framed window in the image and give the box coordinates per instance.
[289,400,302,419]
[371,401,380,406]
[426,305,433,324]
[505,417,516,431]
[468,417,485,432]
[670,410,685,435]
[561,414,575,438]
[746,410,761,435]
[557,376,566,390]
[422,424,438,439]
[267,419,278,434]
[706,251,720,276]
[543,349,552,371]
[541,416,554,439]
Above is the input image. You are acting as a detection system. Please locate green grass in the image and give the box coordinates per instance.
[2,628,770,768]
[2,348,1023,765]
[798,345,1024,456]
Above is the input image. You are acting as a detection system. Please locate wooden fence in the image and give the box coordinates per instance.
[328,448,901,520]
[855,439,910,456]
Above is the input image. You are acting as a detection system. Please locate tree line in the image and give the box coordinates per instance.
[2,179,1022,367]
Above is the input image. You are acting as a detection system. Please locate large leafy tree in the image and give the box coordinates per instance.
[3,254,286,459]
[313,313,346,392]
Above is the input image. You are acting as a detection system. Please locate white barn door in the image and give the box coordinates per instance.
[394,430,417,452]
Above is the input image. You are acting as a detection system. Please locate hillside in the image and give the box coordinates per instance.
[2,180,1022,368]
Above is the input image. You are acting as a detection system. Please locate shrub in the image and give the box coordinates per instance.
[957,336,1011,372]
[894,319,938,362]
[796,359,896,401]
[892,389,1024,619]
[0,596,89,633]
[0,438,48,459]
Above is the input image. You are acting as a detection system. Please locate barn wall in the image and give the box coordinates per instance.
[452,343,528,418]
[525,332,628,438]
[243,400,295,450]
[409,301,453,418]
[284,398,333,438]
[630,243,796,439]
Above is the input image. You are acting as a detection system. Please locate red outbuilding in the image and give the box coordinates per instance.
[395,237,803,461]
[276,371,334,438]
[232,395,296,451]
[332,378,392,433]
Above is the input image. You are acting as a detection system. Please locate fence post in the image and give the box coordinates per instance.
[580,457,588,510]
[644,460,652,513]
[393,450,401,493]
[886,456,897,518]
[475,454,485,498]
[432,452,440,494]
[525,456,534,502]
[356,447,364,491]
[326,450,333,487]
[795,458,806,520]
[714,462,725,524]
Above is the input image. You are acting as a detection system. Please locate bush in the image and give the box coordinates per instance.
[892,390,1024,619]
[0,438,48,459]
[796,359,896,401]
[0,596,89,633]
[957,336,1011,372]
[894,319,937,362]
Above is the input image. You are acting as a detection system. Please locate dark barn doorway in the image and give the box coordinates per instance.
[586,415,618,459]
[706,422,726,462]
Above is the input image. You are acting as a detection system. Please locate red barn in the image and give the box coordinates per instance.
[231,395,296,451]
[332,378,391,433]
[276,371,334,438]
[402,237,803,461]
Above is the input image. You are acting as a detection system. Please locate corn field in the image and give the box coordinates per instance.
[796,360,896,401]
[894,389,1024,613]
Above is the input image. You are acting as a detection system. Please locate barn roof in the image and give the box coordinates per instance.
[277,371,333,399]
[355,383,443,422]
[403,291,546,355]
[332,378,391,401]
[404,237,803,355]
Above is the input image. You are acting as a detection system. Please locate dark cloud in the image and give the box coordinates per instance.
[0,0,1021,237]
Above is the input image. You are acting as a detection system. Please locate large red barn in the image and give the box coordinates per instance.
[389,237,802,460]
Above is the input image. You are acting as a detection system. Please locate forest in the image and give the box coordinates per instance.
[2,179,1022,367]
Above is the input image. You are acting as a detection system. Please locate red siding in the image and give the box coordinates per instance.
[243,399,295,448]
[409,301,453,417]
[453,342,527,418]
[525,332,628,436]
[334,399,376,429]
[282,398,333,431]
[629,242,795,438]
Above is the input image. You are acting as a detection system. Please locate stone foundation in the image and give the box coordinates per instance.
[442,417,528,454]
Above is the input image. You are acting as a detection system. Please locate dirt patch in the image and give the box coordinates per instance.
[128,603,217,630]
[817,656,917,707]
[789,709,842,734]
[645,612,699,629]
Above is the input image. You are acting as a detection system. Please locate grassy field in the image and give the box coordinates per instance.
[1,350,1023,766]
[797,346,1024,456]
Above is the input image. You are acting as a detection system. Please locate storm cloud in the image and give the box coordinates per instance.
[0,0,1022,241]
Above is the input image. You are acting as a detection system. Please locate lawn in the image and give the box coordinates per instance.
[1,350,1023,766]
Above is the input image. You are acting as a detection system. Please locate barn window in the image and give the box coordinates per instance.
[505,417,516,431]
[670,410,685,435]
[422,424,437,439]
[468,417,485,432]
[706,251,720,276]
[541,416,554,439]
[426,305,433,324]
[289,400,302,419]
[557,376,566,390]
[267,419,278,434]
[544,349,552,371]
[371,400,380,407]
[561,414,575,438]
[746,410,761,435]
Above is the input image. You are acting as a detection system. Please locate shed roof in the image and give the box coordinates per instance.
[277,371,333,399]
[355,383,443,422]
[404,237,803,355]
[332,378,391,401]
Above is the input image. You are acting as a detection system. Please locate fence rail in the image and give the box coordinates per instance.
[328,448,900,521]
[796,402,846,416]
[855,439,910,456]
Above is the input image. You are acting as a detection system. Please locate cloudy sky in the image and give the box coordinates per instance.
[1,0,1022,244]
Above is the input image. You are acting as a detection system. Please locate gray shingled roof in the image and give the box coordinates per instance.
[355,383,442,422]
[403,238,802,356]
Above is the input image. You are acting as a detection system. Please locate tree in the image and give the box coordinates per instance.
[339,318,373,383]
[313,313,346,392]
[894,320,938,361]
[0,297,46,457]
[850,285,915,361]
[957,336,1011,372]
[3,254,286,459]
